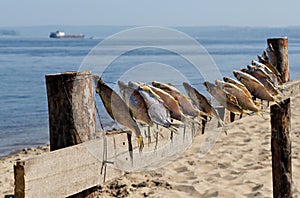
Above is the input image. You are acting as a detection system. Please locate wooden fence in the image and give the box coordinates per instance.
[14,38,298,197]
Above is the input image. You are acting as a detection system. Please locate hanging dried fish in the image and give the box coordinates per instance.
[233,70,277,102]
[118,81,151,126]
[203,81,244,115]
[183,82,225,134]
[215,80,260,113]
[223,76,253,99]
[152,81,204,118]
[95,77,144,153]
[241,67,281,97]
[128,81,173,128]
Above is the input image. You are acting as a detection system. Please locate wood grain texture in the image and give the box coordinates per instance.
[45,71,96,151]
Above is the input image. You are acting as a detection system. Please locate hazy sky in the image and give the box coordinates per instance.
[1,0,299,27]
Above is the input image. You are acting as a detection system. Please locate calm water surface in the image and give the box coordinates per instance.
[0,26,299,156]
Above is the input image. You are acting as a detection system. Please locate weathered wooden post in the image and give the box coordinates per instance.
[45,70,96,151]
[268,38,292,198]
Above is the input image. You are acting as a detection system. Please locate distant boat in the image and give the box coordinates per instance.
[49,30,84,39]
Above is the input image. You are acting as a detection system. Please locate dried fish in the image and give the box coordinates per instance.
[183,82,226,134]
[146,84,188,123]
[223,76,252,99]
[95,77,144,152]
[183,82,222,120]
[152,81,201,118]
[118,81,151,126]
[128,81,172,128]
[251,60,283,86]
[241,67,280,97]
[203,81,244,115]
[233,70,276,102]
[215,80,260,113]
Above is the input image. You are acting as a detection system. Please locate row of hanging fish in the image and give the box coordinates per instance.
[93,43,284,154]
[204,45,284,119]
[94,76,226,153]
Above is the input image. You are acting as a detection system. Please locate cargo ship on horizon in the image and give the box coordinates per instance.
[49,30,84,39]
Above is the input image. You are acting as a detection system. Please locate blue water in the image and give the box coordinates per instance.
[1,26,300,156]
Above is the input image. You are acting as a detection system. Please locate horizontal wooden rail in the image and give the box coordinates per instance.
[14,121,199,197]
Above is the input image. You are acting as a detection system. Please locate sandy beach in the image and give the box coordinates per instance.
[1,96,300,197]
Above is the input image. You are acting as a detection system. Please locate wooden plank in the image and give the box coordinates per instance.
[14,138,121,198]
[14,124,201,198]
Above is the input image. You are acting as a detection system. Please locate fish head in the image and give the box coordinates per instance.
[247,64,256,71]
[203,81,214,91]
[92,74,100,85]
[223,76,235,83]
[240,68,249,74]
[94,77,106,94]
[128,81,139,90]
[233,70,242,81]
[152,81,166,89]
[223,76,229,82]
[118,81,128,98]
[182,82,193,94]
[117,81,127,90]
[214,80,225,88]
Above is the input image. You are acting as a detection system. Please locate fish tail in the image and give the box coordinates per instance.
[137,136,144,152]
[132,124,144,152]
